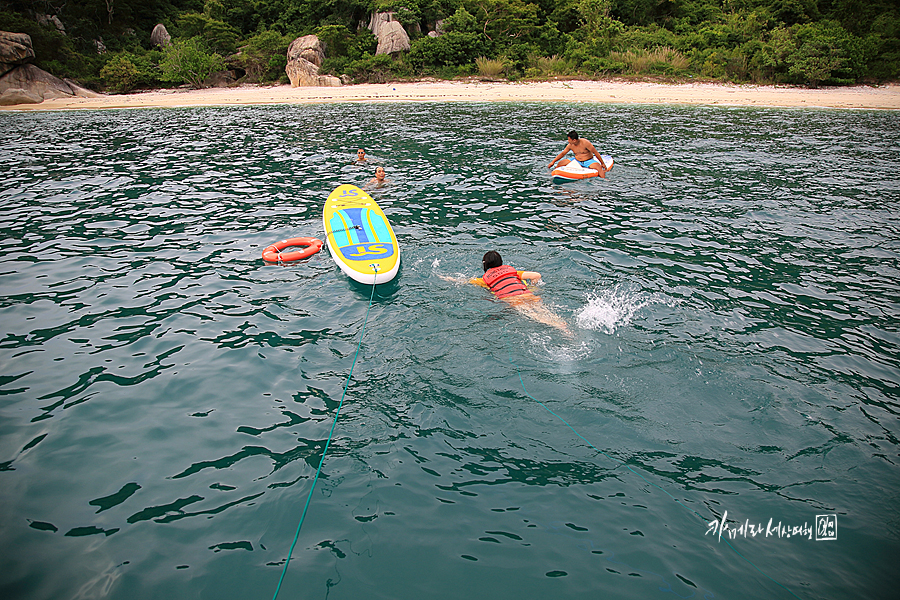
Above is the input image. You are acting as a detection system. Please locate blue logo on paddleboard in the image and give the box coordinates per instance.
[329,207,395,261]
[340,243,393,260]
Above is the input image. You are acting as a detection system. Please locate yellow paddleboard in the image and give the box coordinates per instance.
[323,184,400,284]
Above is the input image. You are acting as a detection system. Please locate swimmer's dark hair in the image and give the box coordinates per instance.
[568,130,579,140]
[482,250,502,272]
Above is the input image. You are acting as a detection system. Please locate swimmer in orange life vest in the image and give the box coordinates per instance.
[469,250,572,336]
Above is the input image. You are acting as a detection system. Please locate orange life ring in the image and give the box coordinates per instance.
[262,237,323,262]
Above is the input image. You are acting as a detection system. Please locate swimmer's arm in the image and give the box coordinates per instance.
[437,273,479,285]
[519,271,541,282]
[548,144,571,169]
[587,141,607,169]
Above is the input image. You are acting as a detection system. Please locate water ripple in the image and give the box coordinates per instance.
[0,103,898,600]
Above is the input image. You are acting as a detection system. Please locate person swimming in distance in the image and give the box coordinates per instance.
[356,148,368,163]
[548,130,610,178]
[461,250,572,336]
[365,166,389,189]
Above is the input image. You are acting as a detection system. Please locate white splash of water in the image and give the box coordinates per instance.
[432,258,471,285]
[575,285,655,334]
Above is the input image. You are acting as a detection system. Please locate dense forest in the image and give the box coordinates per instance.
[1,0,897,92]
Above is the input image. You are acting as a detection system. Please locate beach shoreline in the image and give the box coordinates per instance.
[3,78,899,112]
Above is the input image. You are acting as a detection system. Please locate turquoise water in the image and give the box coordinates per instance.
[1,102,898,600]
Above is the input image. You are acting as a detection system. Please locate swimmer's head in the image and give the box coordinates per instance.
[567,130,579,141]
[482,250,502,272]
[357,149,366,159]
[374,166,385,180]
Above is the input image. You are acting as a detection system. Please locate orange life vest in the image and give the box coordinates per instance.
[482,265,528,298]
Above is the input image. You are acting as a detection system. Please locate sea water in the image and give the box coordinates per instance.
[0,102,898,600]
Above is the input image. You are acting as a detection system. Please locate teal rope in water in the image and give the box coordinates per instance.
[272,273,379,600]
[495,324,802,599]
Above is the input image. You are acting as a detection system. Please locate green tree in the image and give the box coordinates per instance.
[231,29,291,81]
[348,29,378,61]
[316,24,353,57]
[443,6,479,34]
[565,0,625,62]
[175,12,240,55]
[463,0,541,44]
[159,37,225,88]
[408,31,491,71]
[768,0,820,25]
[787,20,858,87]
[100,54,141,92]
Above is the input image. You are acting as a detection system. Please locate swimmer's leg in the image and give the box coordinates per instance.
[512,300,573,338]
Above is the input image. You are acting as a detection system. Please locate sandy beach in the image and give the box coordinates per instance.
[3,79,899,111]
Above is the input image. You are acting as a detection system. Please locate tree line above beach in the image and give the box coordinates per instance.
[1,0,897,92]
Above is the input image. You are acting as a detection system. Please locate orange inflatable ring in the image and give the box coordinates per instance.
[262,237,323,262]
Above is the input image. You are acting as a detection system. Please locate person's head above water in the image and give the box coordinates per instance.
[357,148,366,160]
[567,130,579,141]
[482,250,502,272]
[374,166,386,180]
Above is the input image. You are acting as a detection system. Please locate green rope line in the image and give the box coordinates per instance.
[493,319,802,599]
[272,269,379,600]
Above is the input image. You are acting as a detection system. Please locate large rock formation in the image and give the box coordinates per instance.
[0,31,99,105]
[1,31,35,76]
[368,13,411,54]
[428,20,446,38]
[287,35,325,68]
[375,21,411,55]
[285,35,341,87]
[205,69,239,88]
[36,15,66,35]
[150,24,170,48]
[367,12,391,38]
[0,87,42,105]
[0,63,99,103]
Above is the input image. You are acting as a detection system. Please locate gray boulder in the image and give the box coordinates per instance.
[428,19,446,38]
[150,24,171,48]
[36,15,66,35]
[317,75,342,87]
[285,56,319,87]
[0,87,42,105]
[372,18,410,55]
[205,69,238,88]
[0,30,99,105]
[1,31,35,77]
[0,63,100,104]
[285,35,341,87]
[367,12,393,38]
[287,35,325,68]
